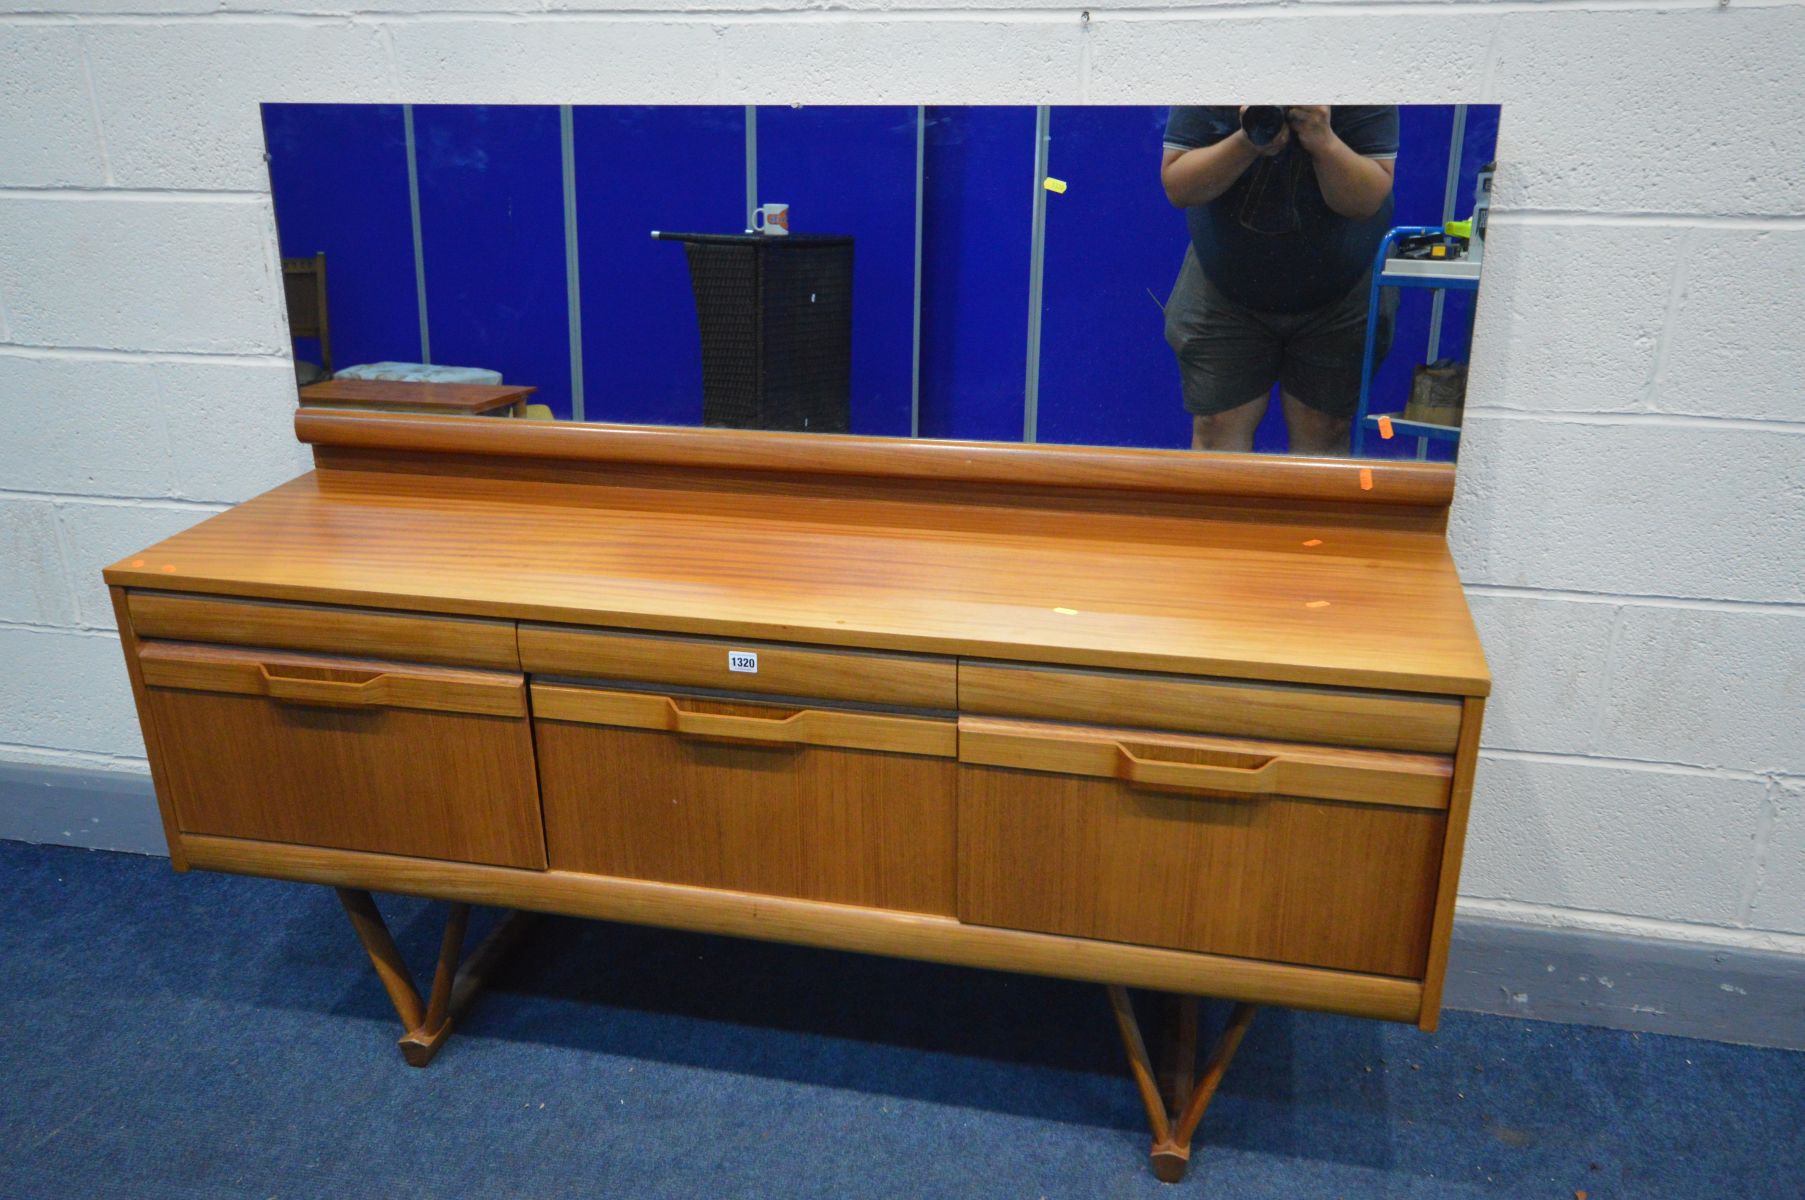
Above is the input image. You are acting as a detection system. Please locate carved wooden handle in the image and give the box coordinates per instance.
[258,665,392,708]
[528,684,956,757]
[667,702,808,745]
[957,717,1453,810]
[1115,744,1280,796]
[135,643,527,717]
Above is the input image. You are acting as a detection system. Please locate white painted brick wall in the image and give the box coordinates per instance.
[1466,220,1680,415]
[389,19,729,102]
[1486,8,1805,216]
[0,196,286,352]
[1594,606,1805,775]
[1091,14,1505,103]
[1451,418,1805,603]
[1753,782,1805,936]
[57,501,226,628]
[0,25,106,187]
[1,355,181,496]
[0,627,147,761]
[1463,755,1770,927]
[1465,593,1618,757]
[0,500,78,626]
[0,0,1800,962]
[83,21,396,191]
[151,358,315,502]
[1661,228,1805,422]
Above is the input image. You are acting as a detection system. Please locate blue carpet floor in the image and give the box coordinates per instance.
[1,840,1799,1199]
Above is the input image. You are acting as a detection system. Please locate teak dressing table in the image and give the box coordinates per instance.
[106,409,1488,1182]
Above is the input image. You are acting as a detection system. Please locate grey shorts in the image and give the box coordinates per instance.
[1163,246,1396,419]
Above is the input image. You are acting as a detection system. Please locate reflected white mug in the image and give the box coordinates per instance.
[753,203,790,235]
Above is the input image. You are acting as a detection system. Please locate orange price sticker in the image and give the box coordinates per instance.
[1378,415,1394,440]
[160,564,177,573]
[1359,467,1374,491]
[130,559,146,568]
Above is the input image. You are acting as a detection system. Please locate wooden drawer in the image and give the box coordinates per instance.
[959,660,1462,753]
[140,642,545,868]
[128,590,518,669]
[520,624,955,710]
[956,717,1450,977]
[533,683,957,915]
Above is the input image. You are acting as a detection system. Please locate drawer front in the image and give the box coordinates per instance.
[141,643,545,869]
[128,590,518,669]
[534,685,956,915]
[959,717,1452,810]
[520,624,956,710]
[956,718,1447,977]
[959,661,1462,753]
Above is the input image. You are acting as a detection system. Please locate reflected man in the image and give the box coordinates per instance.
[1160,106,1399,455]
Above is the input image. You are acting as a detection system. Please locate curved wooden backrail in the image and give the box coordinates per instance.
[295,409,1457,509]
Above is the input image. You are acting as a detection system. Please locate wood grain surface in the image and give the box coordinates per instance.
[958,660,1463,752]
[143,647,545,868]
[108,586,189,870]
[104,412,1491,1029]
[522,625,956,709]
[182,834,1426,1021]
[532,684,956,757]
[957,760,1445,978]
[104,466,1489,695]
[535,707,958,915]
[1418,696,1489,1029]
[138,641,528,718]
[300,381,534,415]
[957,716,1453,810]
[128,590,519,669]
[295,408,1456,508]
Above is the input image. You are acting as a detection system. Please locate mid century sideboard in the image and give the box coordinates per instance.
[106,409,1487,1182]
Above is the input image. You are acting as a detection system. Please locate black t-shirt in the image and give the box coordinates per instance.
[1163,106,1399,313]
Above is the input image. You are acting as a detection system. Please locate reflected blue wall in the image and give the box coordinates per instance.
[1038,106,1191,450]
[575,106,745,427]
[918,106,1035,442]
[413,105,573,418]
[264,103,1497,453]
[263,104,421,371]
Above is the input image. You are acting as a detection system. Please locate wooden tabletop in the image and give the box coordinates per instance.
[299,380,535,414]
[105,464,1489,696]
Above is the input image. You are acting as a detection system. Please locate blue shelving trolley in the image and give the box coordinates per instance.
[1351,225,1483,459]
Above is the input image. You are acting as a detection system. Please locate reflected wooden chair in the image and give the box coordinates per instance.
[282,252,333,378]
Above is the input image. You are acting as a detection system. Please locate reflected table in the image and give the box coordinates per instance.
[300,379,536,417]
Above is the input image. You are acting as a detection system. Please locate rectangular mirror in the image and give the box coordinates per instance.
[263,103,1500,464]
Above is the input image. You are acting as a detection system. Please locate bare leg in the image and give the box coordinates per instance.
[1106,986,1259,1183]
[335,889,537,1067]
[1281,390,1353,457]
[1191,393,1269,452]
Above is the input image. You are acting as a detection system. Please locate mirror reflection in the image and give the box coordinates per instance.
[264,104,1500,463]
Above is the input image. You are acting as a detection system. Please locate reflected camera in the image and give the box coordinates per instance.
[1240,105,1288,148]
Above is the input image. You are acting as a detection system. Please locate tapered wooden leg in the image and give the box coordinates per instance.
[335,889,536,1067]
[335,887,426,1031]
[1159,993,1200,1117]
[1106,985,1257,1184]
[395,900,471,1066]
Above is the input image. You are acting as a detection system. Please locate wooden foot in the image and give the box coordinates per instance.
[1106,985,1256,1183]
[335,888,536,1067]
